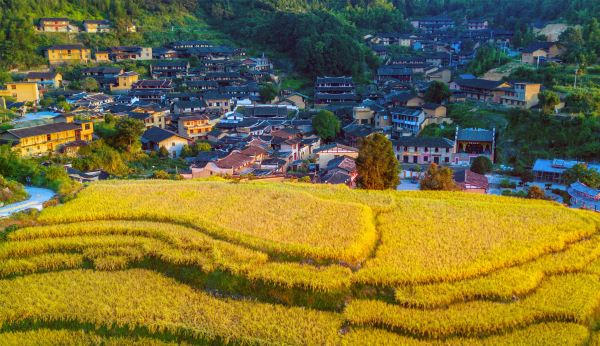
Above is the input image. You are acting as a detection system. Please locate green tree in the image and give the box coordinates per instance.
[420,163,458,191]
[424,81,451,104]
[527,185,546,199]
[259,83,278,103]
[470,156,493,175]
[57,101,71,112]
[312,110,340,142]
[356,133,399,190]
[563,163,600,188]
[538,90,560,114]
[152,170,170,179]
[80,77,99,92]
[158,146,169,158]
[106,118,145,153]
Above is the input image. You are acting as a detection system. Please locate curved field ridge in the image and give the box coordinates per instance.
[3,221,352,291]
[395,235,600,308]
[37,180,378,265]
[345,274,600,339]
[0,269,343,345]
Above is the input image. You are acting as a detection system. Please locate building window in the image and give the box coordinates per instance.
[424,156,429,162]
[445,157,450,163]
[435,147,439,153]
[413,156,418,164]
[171,142,175,147]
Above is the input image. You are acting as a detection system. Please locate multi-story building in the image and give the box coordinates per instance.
[177,114,213,139]
[109,72,139,93]
[25,72,63,89]
[499,82,541,108]
[314,76,356,106]
[521,42,563,65]
[0,82,40,103]
[109,46,152,61]
[376,66,413,82]
[38,18,70,32]
[0,119,93,156]
[410,15,455,33]
[45,45,91,65]
[392,136,455,165]
[453,127,495,164]
[390,106,425,135]
[83,20,111,33]
[467,19,488,31]
[151,61,189,79]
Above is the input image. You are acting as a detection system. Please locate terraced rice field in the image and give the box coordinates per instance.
[0,179,599,345]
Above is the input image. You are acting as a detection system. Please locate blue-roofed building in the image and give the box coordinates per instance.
[532,159,600,184]
[568,182,600,212]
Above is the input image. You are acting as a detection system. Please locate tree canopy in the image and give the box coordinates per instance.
[312,110,340,142]
[356,133,399,190]
[470,156,493,175]
[424,81,451,104]
[420,163,457,191]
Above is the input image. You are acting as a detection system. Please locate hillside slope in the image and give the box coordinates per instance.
[0,179,599,344]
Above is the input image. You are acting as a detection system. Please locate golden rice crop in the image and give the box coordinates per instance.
[0,253,84,277]
[395,235,600,308]
[341,323,590,346]
[6,222,352,291]
[345,273,600,338]
[37,180,378,264]
[0,269,343,345]
[0,329,190,346]
[354,196,597,286]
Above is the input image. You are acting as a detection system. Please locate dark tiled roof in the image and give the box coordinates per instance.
[26,71,59,79]
[48,44,86,50]
[456,128,494,142]
[316,76,353,84]
[393,136,454,148]
[215,151,253,169]
[174,100,206,109]
[455,78,505,90]
[7,122,80,139]
[142,126,184,143]
[523,41,555,53]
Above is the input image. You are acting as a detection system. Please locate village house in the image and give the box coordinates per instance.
[109,72,139,93]
[129,108,168,129]
[170,40,214,49]
[151,61,190,79]
[390,106,425,135]
[319,156,358,187]
[173,100,206,115]
[275,91,308,109]
[499,82,542,108]
[376,66,413,82]
[132,79,174,92]
[521,42,563,65]
[0,82,40,103]
[177,113,213,139]
[45,45,91,65]
[453,127,495,164]
[392,136,454,165]
[191,151,255,177]
[240,55,273,71]
[25,72,62,89]
[450,78,510,103]
[532,159,600,184]
[371,33,413,47]
[454,169,489,193]
[203,93,232,113]
[411,15,455,33]
[568,182,600,212]
[0,118,93,156]
[141,126,189,158]
[314,143,359,170]
[38,18,70,32]
[94,51,110,62]
[83,20,111,33]
[314,76,356,106]
[422,103,447,119]
[467,19,489,31]
[109,46,152,61]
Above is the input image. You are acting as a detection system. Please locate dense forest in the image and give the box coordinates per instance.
[3,0,600,77]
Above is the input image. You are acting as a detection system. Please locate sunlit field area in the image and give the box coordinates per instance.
[1,179,599,345]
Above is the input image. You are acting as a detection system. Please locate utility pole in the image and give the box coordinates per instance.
[574,65,579,88]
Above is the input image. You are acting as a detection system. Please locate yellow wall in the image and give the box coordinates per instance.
[110,74,139,92]
[0,82,40,103]
[46,48,91,65]
[9,122,93,156]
